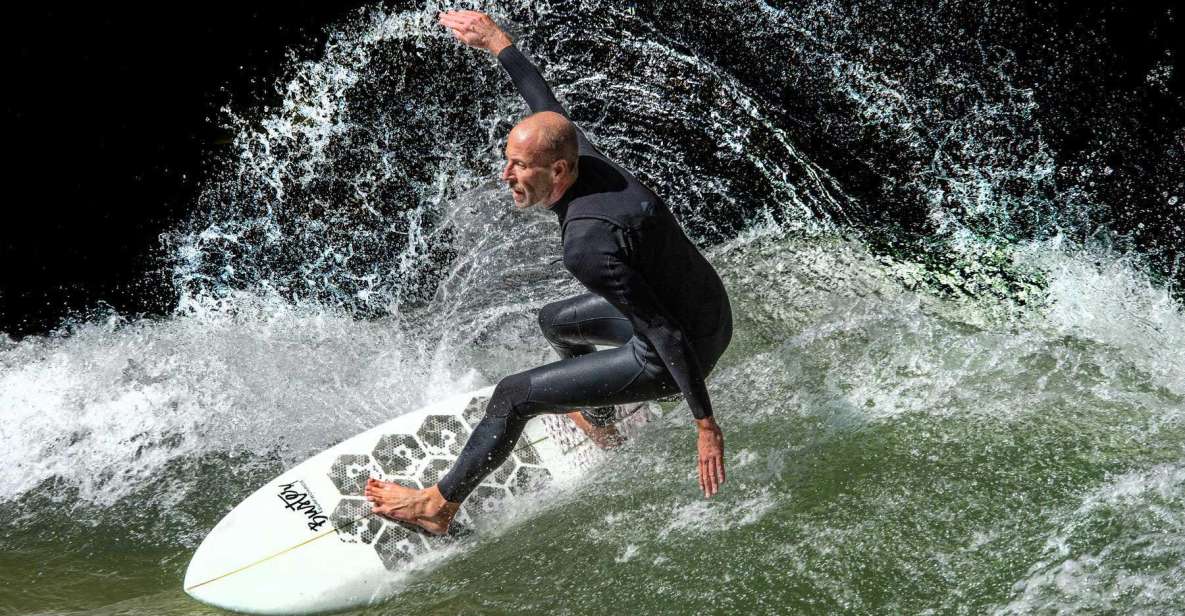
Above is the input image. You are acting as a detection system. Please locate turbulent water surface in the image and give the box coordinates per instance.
[2,1,1183,614]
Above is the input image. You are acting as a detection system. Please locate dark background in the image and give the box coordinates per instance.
[3,3,371,338]
[2,2,1181,339]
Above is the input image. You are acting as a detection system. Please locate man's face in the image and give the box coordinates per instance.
[501,130,555,209]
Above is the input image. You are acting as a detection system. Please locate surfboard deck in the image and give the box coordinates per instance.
[183,387,658,614]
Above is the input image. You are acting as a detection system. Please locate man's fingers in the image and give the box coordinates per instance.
[440,16,468,31]
[448,11,481,28]
[444,9,489,24]
[438,14,471,30]
[451,11,495,32]
[697,456,723,497]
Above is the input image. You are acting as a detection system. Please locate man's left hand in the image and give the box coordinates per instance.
[695,417,725,497]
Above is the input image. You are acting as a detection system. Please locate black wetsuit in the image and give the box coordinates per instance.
[437,45,732,503]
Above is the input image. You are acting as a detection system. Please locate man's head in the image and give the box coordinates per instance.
[501,111,579,209]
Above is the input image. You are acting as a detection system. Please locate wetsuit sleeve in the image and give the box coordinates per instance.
[564,219,715,419]
[496,45,605,159]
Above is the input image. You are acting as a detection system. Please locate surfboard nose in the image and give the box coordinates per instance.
[183,530,343,615]
[182,538,229,609]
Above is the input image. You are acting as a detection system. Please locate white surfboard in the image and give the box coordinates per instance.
[183,387,658,614]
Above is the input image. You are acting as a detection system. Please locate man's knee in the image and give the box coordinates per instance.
[487,372,532,419]
[537,300,566,342]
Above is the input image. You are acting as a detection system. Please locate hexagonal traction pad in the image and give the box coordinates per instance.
[321,397,564,571]
[328,454,377,496]
[330,497,384,544]
[372,523,428,570]
[418,457,453,487]
[417,415,470,457]
[463,483,512,516]
[461,396,489,429]
[509,465,554,495]
[371,433,423,477]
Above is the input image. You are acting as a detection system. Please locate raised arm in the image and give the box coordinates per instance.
[496,45,566,117]
[438,10,602,158]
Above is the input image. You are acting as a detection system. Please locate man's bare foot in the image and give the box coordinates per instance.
[566,410,626,449]
[364,478,460,535]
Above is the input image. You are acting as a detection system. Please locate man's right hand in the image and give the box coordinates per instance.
[438,10,513,55]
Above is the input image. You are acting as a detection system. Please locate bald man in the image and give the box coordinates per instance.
[365,10,733,534]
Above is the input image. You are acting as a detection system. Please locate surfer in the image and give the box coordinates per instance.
[365,10,733,534]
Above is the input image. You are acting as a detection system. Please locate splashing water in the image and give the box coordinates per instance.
[3,1,1183,614]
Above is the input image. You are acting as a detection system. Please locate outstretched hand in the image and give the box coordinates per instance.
[438,10,513,55]
[696,417,726,497]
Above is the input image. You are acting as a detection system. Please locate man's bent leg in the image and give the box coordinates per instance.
[365,373,534,534]
[538,294,637,428]
[368,342,677,532]
[538,293,633,359]
[436,341,677,502]
[435,372,535,503]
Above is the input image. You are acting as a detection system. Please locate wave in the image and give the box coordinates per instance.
[2,1,1182,613]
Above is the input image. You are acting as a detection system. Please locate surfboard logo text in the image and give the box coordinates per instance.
[277,481,329,531]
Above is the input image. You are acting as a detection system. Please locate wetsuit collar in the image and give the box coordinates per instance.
[550,163,594,225]
[549,196,571,225]
[549,179,582,226]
